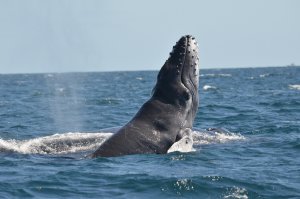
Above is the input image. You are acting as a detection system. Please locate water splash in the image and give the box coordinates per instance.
[45,73,84,132]
[259,73,270,78]
[0,128,245,155]
[224,186,249,199]
[201,74,232,78]
[192,129,245,145]
[289,84,300,90]
[203,85,217,91]
[0,132,112,154]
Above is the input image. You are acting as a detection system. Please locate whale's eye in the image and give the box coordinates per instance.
[178,91,190,106]
[183,91,190,100]
[154,120,167,131]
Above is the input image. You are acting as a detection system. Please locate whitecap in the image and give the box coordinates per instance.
[201,73,232,78]
[224,186,249,199]
[174,179,194,191]
[259,73,270,78]
[46,74,54,77]
[56,87,65,93]
[219,74,232,77]
[0,128,245,155]
[289,84,300,90]
[0,132,112,154]
[192,129,245,145]
[203,85,217,91]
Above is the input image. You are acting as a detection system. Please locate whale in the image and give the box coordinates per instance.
[91,35,199,157]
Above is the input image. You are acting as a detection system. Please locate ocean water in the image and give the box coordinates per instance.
[0,67,299,198]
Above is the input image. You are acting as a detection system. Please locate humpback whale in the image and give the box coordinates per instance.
[92,35,199,157]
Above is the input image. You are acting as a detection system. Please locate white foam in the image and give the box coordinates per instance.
[167,129,245,153]
[0,132,112,154]
[0,129,245,155]
[46,74,54,77]
[192,130,245,145]
[203,85,217,91]
[56,88,65,92]
[224,187,249,199]
[201,73,232,77]
[219,74,232,77]
[259,73,270,78]
[289,84,300,90]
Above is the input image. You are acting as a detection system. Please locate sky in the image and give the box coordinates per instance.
[0,0,299,73]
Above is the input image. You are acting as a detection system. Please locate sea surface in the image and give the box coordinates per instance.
[0,67,299,198]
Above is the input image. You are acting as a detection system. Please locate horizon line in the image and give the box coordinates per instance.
[0,65,298,75]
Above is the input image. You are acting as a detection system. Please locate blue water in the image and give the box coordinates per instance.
[0,67,299,198]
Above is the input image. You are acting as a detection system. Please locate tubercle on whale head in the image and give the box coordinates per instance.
[152,35,200,107]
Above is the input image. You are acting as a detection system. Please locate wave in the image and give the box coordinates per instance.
[200,74,232,78]
[0,132,112,155]
[167,128,245,153]
[0,128,245,155]
[289,84,300,90]
[259,73,270,78]
[224,186,248,199]
[192,128,245,145]
[203,85,217,91]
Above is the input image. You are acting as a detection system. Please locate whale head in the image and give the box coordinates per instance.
[152,35,199,128]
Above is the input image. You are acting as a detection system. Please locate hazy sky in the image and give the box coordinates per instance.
[0,0,299,73]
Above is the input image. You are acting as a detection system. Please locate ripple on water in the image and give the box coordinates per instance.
[0,68,299,198]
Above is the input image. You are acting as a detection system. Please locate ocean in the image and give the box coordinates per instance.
[0,66,299,198]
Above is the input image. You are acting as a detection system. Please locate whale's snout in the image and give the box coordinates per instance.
[168,35,199,72]
[157,35,199,85]
[165,35,199,92]
[152,35,199,112]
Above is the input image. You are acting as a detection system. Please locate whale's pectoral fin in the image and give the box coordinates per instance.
[168,128,193,153]
[167,128,194,153]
